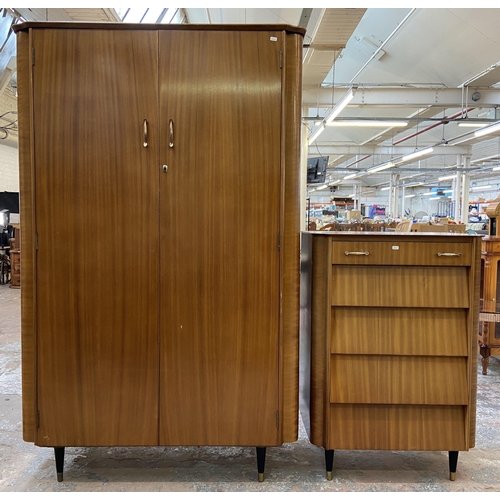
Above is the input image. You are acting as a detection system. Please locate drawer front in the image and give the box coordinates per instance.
[327,404,467,451]
[482,241,500,253]
[331,307,468,356]
[329,354,468,405]
[332,241,471,266]
[331,266,469,308]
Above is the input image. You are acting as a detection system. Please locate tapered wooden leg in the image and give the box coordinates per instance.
[325,449,334,480]
[54,447,65,482]
[256,447,266,482]
[480,345,490,375]
[449,451,459,481]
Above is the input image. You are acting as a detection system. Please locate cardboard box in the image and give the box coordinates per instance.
[346,210,362,221]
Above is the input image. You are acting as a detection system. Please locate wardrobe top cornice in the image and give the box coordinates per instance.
[13,22,306,36]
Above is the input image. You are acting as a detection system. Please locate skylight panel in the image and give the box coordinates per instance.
[122,8,148,23]
[141,8,165,23]
[160,8,179,24]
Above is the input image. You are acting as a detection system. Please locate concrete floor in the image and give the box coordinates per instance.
[1,283,500,493]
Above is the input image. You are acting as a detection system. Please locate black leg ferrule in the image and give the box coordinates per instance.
[54,447,65,482]
[256,447,266,482]
[449,451,459,481]
[325,449,334,480]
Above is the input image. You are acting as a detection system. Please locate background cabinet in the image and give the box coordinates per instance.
[300,232,481,480]
[15,22,304,481]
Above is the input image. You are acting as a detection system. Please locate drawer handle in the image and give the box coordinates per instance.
[437,252,462,257]
[344,251,370,256]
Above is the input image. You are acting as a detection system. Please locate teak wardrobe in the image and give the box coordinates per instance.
[14,22,304,482]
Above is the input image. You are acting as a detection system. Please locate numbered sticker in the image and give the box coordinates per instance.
[392,246,400,250]
[270,37,277,41]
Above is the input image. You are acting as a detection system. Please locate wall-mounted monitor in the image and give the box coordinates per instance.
[307,156,328,184]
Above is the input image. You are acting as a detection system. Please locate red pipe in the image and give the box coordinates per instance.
[345,154,370,168]
[392,107,475,145]
[341,107,476,169]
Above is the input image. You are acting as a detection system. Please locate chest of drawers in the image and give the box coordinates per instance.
[300,231,482,480]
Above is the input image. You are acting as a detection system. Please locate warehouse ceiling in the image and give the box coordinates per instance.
[1,7,500,197]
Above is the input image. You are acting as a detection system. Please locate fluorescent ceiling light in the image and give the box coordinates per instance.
[404,182,424,188]
[316,185,328,190]
[470,185,492,190]
[442,189,454,193]
[401,146,434,162]
[438,174,457,181]
[380,186,391,191]
[308,124,325,145]
[324,88,355,124]
[429,197,441,201]
[347,193,355,197]
[343,173,357,180]
[368,161,395,173]
[493,166,500,171]
[457,122,488,128]
[422,192,433,196]
[326,120,408,128]
[474,121,500,138]
[405,194,416,198]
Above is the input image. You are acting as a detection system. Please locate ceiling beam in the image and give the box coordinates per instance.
[302,87,500,108]
[309,145,471,156]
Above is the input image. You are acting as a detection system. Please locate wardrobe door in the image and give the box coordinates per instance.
[33,29,160,446]
[159,30,283,446]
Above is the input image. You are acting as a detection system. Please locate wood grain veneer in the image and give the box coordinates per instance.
[331,241,472,266]
[331,266,469,308]
[329,355,468,405]
[327,404,467,451]
[16,29,36,442]
[33,29,160,446]
[467,240,482,448]
[331,308,468,356]
[158,30,282,446]
[308,236,331,446]
[281,31,303,443]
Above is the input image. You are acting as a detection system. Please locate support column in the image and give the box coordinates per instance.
[354,184,360,211]
[454,156,462,222]
[461,158,471,225]
[300,108,309,231]
[390,174,400,218]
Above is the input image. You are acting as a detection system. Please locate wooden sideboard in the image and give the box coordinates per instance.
[478,193,500,374]
[479,237,500,373]
[9,250,20,288]
[9,224,20,289]
[300,231,481,480]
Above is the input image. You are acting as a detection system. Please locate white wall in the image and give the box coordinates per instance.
[0,142,19,192]
[0,85,19,193]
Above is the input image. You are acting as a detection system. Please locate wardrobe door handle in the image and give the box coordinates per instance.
[344,251,370,256]
[437,252,462,257]
[143,119,148,148]
[169,119,174,148]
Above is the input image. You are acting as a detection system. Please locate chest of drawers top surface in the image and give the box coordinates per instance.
[307,231,481,265]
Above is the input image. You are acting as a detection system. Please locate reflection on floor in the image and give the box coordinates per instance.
[1,284,499,493]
